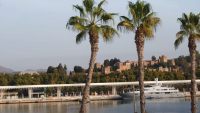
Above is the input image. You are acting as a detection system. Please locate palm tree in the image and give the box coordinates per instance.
[67,0,118,113]
[117,1,160,113]
[174,12,200,113]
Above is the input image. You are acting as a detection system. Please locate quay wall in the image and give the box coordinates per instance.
[0,95,122,104]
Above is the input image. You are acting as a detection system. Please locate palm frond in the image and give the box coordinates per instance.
[135,0,144,21]
[83,0,94,12]
[119,0,160,39]
[128,1,137,23]
[98,0,106,8]
[67,0,117,44]
[73,5,85,17]
[117,20,134,32]
[100,25,118,42]
[183,13,189,22]
[120,16,131,21]
[143,15,160,32]
[178,18,186,28]
[92,0,106,19]
[76,30,87,44]
[142,12,154,21]
[100,13,117,24]
[174,31,187,49]
[174,36,184,49]
[67,16,88,31]
[118,16,135,31]
[195,34,200,42]
[93,6,105,18]
[135,1,160,37]
[74,24,87,31]
[67,16,88,25]
[143,2,151,17]
[176,12,200,44]
[143,25,154,38]
[197,24,200,33]
[152,17,161,31]
[176,30,187,38]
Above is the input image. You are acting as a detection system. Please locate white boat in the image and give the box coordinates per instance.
[121,78,185,99]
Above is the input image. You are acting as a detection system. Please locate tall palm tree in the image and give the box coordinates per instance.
[67,0,118,113]
[117,1,160,113]
[174,12,200,113]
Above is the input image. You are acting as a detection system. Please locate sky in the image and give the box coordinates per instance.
[0,0,199,71]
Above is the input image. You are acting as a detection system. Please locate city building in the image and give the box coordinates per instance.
[116,61,131,72]
[132,61,138,67]
[103,66,111,75]
[158,66,169,72]
[168,59,176,66]
[159,55,168,63]
[95,63,102,69]
[19,71,39,75]
[143,60,151,67]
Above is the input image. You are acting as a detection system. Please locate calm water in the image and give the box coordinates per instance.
[0,98,199,113]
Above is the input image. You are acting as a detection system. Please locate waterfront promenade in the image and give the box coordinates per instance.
[0,79,200,104]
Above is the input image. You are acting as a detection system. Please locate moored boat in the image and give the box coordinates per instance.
[121,78,185,99]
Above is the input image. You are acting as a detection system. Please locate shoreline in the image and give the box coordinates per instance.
[0,95,122,104]
[1,92,200,104]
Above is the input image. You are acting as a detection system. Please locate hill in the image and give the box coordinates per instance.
[0,65,14,73]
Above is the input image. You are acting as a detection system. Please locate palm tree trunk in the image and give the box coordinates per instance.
[135,29,146,113]
[189,37,197,113]
[79,32,99,113]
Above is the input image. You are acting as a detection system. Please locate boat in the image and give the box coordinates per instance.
[121,78,185,99]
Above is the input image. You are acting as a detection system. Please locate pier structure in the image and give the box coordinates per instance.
[57,87,61,98]
[0,90,3,99]
[28,88,32,99]
[0,79,200,103]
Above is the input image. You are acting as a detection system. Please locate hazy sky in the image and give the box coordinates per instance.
[0,0,199,71]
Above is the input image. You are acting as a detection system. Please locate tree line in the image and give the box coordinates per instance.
[0,67,187,86]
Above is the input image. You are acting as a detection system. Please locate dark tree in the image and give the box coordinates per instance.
[104,59,110,67]
[74,66,85,73]
[47,66,56,73]
[110,58,120,66]
[152,56,157,61]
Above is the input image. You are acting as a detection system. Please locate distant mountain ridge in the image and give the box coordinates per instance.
[25,69,47,72]
[0,65,14,73]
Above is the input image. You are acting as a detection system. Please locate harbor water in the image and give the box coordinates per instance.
[0,98,199,113]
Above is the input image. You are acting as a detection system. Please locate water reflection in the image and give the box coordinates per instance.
[0,98,199,113]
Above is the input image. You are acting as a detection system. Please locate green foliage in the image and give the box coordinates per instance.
[74,66,85,73]
[0,68,187,86]
[47,63,67,75]
[12,74,42,85]
[45,64,68,84]
[117,0,160,38]
[174,52,200,78]
[144,70,185,81]
[70,73,86,83]
[109,58,120,66]
[102,58,120,71]
[67,0,118,44]
[174,12,200,49]
[196,68,200,79]
[94,65,101,72]
[0,73,11,86]
[0,68,188,95]
[103,59,110,67]
[47,66,55,73]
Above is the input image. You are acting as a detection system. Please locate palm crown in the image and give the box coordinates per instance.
[117,0,160,38]
[67,0,118,44]
[175,13,200,49]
